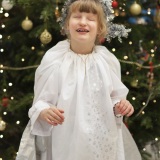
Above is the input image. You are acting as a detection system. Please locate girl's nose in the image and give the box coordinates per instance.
[79,17,87,26]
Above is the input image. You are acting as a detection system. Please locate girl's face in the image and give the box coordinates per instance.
[68,11,98,44]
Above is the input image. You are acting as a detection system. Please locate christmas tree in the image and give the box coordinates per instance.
[0,0,160,159]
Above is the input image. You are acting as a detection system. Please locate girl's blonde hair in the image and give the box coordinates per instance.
[63,0,107,44]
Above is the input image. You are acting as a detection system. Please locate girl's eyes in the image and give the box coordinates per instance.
[88,18,96,21]
[73,15,96,21]
[73,15,81,18]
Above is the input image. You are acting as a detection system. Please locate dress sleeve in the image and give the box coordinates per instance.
[28,54,60,136]
[107,51,129,124]
[106,51,129,105]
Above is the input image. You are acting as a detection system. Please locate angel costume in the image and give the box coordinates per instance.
[16,40,142,160]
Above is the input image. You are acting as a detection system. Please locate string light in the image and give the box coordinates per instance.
[126,71,130,75]
[4,13,9,17]
[0,135,3,138]
[16,121,20,125]
[150,40,154,44]
[123,56,128,60]
[147,8,151,15]
[142,111,145,114]
[153,100,156,103]
[31,46,35,50]
[1,24,5,28]
[0,49,4,52]
[132,97,136,100]
[3,112,7,115]
[21,58,25,62]
[3,89,7,92]
[142,102,146,105]
[8,83,13,86]
[11,96,14,100]
[112,48,116,52]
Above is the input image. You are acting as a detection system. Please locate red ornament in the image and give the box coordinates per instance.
[112,0,118,8]
[2,97,9,107]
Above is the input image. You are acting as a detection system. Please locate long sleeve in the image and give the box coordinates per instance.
[28,54,60,136]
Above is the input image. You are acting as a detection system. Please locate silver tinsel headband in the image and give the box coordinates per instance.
[58,0,131,42]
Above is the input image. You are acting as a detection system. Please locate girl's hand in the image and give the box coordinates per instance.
[39,106,65,126]
[114,99,134,117]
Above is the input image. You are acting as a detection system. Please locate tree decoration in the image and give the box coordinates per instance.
[0,117,6,131]
[1,0,14,11]
[147,61,154,89]
[55,6,60,19]
[2,97,9,107]
[21,16,33,31]
[154,1,160,28]
[136,40,150,65]
[131,79,138,88]
[40,29,52,44]
[130,2,142,16]
[112,0,118,9]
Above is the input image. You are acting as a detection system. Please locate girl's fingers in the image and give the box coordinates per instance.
[50,107,65,120]
[126,107,134,117]
[48,113,63,124]
[40,107,65,125]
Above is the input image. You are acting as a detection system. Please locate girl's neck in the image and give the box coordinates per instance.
[70,40,95,55]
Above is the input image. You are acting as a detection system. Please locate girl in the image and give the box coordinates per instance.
[16,0,142,160]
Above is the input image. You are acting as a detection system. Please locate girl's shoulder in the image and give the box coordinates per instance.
[95,45,121,78]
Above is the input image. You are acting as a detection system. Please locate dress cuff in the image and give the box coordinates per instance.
[30,100,53,136]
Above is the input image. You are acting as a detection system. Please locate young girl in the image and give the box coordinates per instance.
[16,0,142,160]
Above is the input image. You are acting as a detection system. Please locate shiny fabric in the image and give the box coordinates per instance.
[16,40,141,160]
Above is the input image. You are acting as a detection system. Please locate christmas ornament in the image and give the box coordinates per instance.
[21,17,33,31]
[136,40,150,65]
[131,79,138,88]
[55,6,60,19]
[120,11,126,17]
[40,29,52,44]
[2,97,9,107]
[0,117,6,131]
[112,0,118,8]
[1,0,13,11]
[130,2,142,16]
[114,9,119,16]
[147,61,154,89]
[154,6,160,28]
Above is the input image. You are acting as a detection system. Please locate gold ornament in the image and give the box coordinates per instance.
[131,79,138,88]
[120,11,126,17]
[40,29,52,44]
[21,16,33,31]
[0,117,6,131]
[130,2,142,16]
[154,9,160,28]
[55,6,60,19]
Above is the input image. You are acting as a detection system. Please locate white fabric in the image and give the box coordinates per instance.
[19,40,141,160]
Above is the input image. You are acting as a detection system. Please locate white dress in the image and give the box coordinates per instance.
[16,40,142,160]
